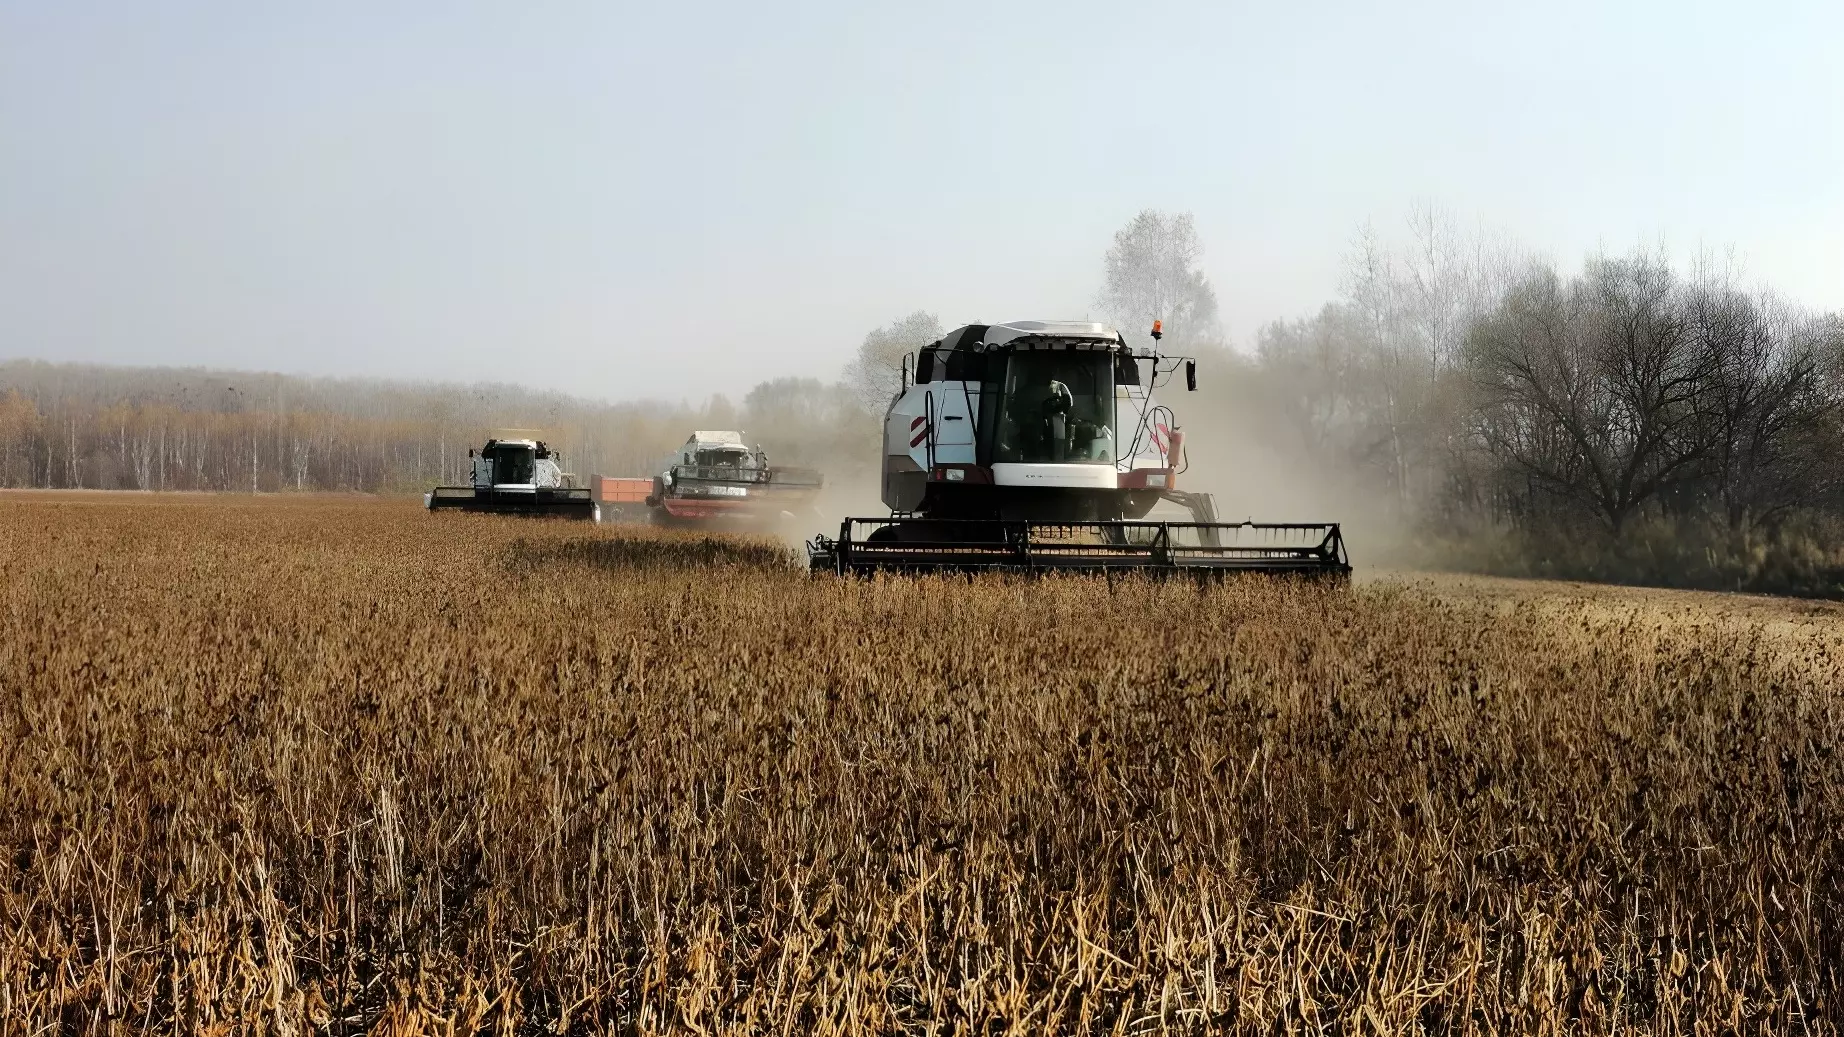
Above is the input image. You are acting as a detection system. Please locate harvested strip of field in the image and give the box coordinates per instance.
[1,494,1839,1034]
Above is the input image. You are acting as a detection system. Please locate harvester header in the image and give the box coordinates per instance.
[811,518,1348,577]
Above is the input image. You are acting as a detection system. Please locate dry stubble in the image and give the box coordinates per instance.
[0,493,1839,1034]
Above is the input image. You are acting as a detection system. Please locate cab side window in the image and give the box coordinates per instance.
[917,345,987,383]
[1114,353,1143,387]
[943,348,987,382]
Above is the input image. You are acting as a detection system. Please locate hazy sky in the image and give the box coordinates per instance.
[3,1,1839,403]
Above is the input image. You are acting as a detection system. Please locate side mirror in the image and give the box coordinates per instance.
[1185,360,1197,392]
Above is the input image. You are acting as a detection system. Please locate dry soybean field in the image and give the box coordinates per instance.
[2,493,1841,1035]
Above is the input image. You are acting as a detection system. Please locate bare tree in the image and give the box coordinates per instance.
[741,377,878,470]
[1099,210,1223,350]
[842,311,941,414]
[1688,285,1837,529]
[1253,305,1367,459]
[1342,224,1417,505]
[1467,254,1718,534]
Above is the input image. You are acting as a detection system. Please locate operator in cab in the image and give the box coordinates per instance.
[1041,378,1074,461]
[1043,378,1074,417]
[1042,377,1112,462]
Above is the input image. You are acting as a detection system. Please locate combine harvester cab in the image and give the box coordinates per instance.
[426,438,598,520]
[807,320,1350,579]
[646,431,825,530]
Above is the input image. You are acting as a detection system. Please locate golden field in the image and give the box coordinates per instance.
[1,492,1840,1035]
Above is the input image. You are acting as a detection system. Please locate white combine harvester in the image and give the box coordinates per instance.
[807,319,1349,577]
[425,436,598,520]
[646,431,824,529]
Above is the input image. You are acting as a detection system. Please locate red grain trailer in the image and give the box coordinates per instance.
[591,476,654,523]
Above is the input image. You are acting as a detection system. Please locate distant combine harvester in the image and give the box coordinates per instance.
[425,431,598,521]
[641,431,825,531]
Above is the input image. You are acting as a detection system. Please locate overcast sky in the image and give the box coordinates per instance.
[2,1,1839,403]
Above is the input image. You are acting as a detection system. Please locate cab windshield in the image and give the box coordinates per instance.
[991,350,1116,464]
[693,448,750,466]
[486,446,536,484]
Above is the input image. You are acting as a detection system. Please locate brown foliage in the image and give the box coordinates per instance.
[1,494,1840,1033]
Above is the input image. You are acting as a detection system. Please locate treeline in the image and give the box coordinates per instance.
[1188,218,1844,594]
[0,361,874,493]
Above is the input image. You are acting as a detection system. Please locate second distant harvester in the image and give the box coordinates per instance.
[647,431,824,529]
